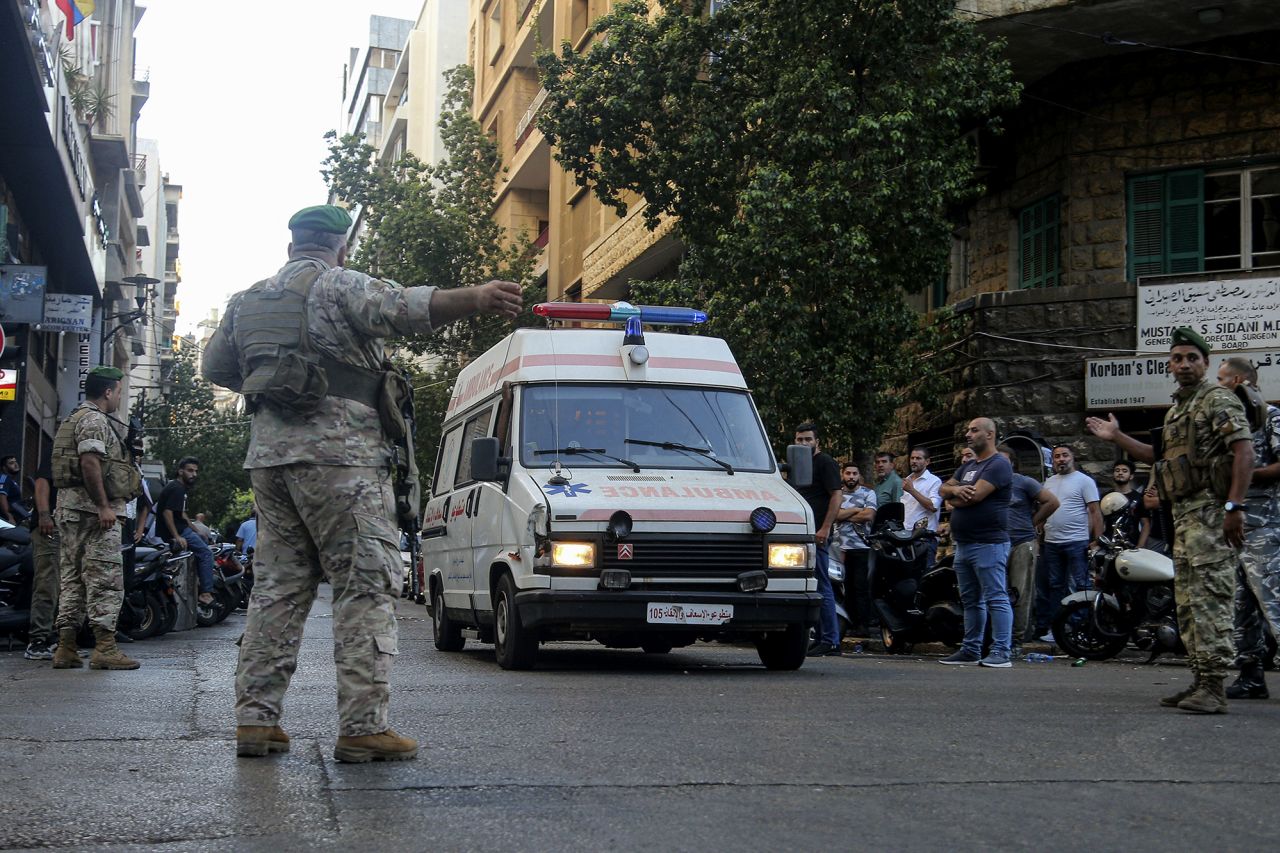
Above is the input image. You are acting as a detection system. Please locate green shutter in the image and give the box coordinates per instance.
[1126,169,1205,281]
[1165,169,1204,274]
[1017,195,1060,289]
[1127,174,1165,281]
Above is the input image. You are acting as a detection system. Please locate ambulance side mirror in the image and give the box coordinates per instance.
[471,437,509,483]
[784,445,812,488]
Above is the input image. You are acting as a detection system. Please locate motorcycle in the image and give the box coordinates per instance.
[117,542,187,641]
[864,503,959,653]
[0,519,35,644]
[196,543,247,627]
[1050,493,1181,662]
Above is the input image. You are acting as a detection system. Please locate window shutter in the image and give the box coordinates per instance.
[1127,174,1166,281]
[1165,169,1204,274]
[1017,195,1060,288]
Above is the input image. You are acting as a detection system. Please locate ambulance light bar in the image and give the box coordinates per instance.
[533,301,707,326]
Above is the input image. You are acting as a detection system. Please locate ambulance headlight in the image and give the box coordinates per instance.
[767,543,807,569]
[551,542,596,568]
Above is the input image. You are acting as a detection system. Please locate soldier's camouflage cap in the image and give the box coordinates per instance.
[287,205,352,234]
[1170,326,1210,357]
[88,365,124,380]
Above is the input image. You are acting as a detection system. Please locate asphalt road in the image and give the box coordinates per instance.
[2,589,1276,852]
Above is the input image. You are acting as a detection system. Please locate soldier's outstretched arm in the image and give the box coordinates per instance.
[429,280,523,327]
[1085,414,1155,463]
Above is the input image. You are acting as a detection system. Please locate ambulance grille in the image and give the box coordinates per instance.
[605,475,669,482]
[601,534,764,576]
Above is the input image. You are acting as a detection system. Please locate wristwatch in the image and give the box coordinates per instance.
[1224,501,1248,513]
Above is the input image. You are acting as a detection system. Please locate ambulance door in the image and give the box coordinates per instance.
[448,404,498,611]
[424,422,470,612]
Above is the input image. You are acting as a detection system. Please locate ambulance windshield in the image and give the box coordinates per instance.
[520,384,775,473]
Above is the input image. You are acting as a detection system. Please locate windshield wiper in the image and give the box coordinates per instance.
[533,446,640,472]
[624,438,734,475]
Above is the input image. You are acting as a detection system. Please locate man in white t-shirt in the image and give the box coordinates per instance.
[902,446,942,567]
[1035,444,1102,639]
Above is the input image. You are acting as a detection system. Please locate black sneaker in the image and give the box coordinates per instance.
[806,641,837,657]
[23,641,54,661]
[938,649,982,665]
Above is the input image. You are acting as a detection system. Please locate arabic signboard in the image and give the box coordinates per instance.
[40,293,95,333]
[0,265,48,324]
[1085,349,1280,410]
[0,368,17,402]
[1137,274,1280,352]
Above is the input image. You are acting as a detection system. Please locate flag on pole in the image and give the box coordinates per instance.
[56,0,96,40]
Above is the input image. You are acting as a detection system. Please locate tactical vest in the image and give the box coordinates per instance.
[51,406,143,501]
[1154,382,1234,503]
[232,267,410,440]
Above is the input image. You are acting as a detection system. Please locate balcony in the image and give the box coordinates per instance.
[514,88,548,153]
[132,153,147,186]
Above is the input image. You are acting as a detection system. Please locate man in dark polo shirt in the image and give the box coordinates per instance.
[938,417,1015,667]
[794,422,843,657]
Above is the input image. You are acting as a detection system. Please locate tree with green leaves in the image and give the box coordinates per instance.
[537,0,1019,455]
[321,64,545,476]
[135,348,250,535]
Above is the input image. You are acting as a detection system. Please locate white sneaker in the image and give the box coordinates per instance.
[1038,632,1055,644]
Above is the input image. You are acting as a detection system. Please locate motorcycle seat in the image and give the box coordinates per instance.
[135,546,161,561]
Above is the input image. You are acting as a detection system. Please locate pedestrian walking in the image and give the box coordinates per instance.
[792,423,843,657]
[1087,327,1254,713]
[202,204,523,761]
[23,447,60,660]
[49,366,141,671]
[938,418,1015,667]
[1216,356,1280,700]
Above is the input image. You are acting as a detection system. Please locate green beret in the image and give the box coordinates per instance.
[287,205,352,234]
[1170,326,1210,357]
[88,365,124,380]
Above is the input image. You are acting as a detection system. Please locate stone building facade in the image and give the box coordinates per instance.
[893,4,1280,481]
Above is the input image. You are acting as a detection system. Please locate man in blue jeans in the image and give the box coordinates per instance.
[158,457,216,606]
[938,417,1015,667]
[793,423,844,657]
[1035,445,1101,641]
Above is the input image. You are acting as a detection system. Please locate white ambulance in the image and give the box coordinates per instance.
[423,302,819,670]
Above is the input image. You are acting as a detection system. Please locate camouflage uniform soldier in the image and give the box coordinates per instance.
[1087,327,1253,713]
[202,205,522,762]
[50,366,141,671]
[1217,357,1280,699]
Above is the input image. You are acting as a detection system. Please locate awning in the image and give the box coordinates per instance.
[0,2,99,297]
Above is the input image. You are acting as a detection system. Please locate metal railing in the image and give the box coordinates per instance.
[514,87,549,152]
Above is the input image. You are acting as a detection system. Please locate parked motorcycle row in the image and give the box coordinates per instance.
[0,517,252,648]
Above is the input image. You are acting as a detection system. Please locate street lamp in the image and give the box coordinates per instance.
[100,275,160,364]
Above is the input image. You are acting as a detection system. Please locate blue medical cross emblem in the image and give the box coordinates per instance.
[544,482,592,498]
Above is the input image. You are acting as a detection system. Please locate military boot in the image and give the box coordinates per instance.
[89,628,140,670]
[1178,676,1228,714]
[1159,674,1199,707]
[1225,661,1269,699]
[51,628,83,669]
[236,725,291,757]
[334,729,418,763]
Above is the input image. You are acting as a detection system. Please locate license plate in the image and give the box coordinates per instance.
[646,603,734,625]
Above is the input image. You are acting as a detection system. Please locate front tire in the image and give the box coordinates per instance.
[432,586,465,652]
[756,624,809,670]
[1052,600,1129,660]
[494,574,538,670]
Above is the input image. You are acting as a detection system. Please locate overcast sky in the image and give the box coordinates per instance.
[135,0,423,334]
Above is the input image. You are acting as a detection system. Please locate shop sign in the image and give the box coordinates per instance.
[40,293,95,333]
[1137,274,1280,352]
[1085,349,1280,409]
[0,368,18,402]
[0,265,48,324]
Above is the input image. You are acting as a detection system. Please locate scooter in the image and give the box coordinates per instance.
[117,542,185,641]
[864,503,959,654]
[0,519,35,645]
[1050,494,1181,662]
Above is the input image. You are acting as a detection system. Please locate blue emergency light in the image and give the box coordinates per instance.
[533,301,708,325]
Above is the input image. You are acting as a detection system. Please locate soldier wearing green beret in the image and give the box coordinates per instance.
[202,204,523,762]
[48,365,143,671]
[1087,326,1253,713]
